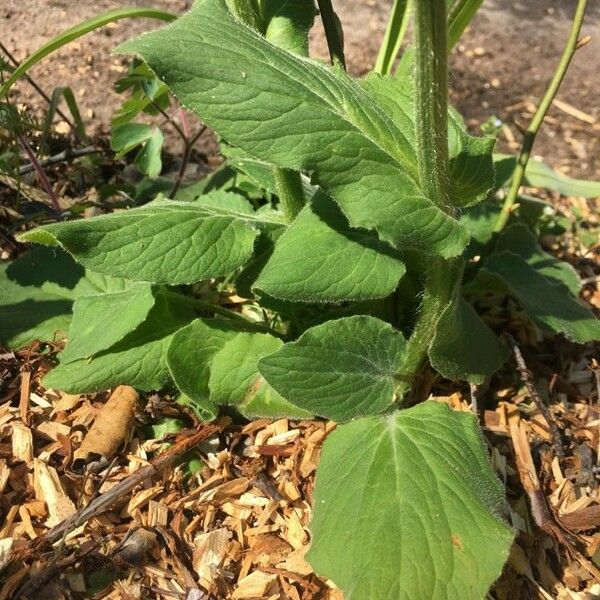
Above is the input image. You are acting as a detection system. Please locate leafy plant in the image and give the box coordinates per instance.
[1,0,599,598]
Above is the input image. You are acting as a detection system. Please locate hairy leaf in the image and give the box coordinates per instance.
[429,297,508,383]
[44,292,194,392]
[259,316,406,421]
[309,401,513,600]
[167,318,243,418]
[254,193,406,302]
[118,0,469,257]
[209,332,311,417]
[483,252,600,343]
[20,193,267,284]
[60,276,156,363]
[495,223,581,295]
[494,153,600,198]
[0,247,83,348]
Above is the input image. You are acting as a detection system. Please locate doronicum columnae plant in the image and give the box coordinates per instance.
[1,0,599,597]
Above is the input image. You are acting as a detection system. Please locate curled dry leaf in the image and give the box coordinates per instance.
[72,385,138,471]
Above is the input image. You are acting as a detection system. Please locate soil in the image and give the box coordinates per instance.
[2,0,600,178]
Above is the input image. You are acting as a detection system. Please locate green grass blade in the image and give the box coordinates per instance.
[40,86,88,150]
[448,0,484,49]
[374,0,412,75]
[0,8,176,99]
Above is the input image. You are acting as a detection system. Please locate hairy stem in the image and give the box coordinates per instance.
[493,0,587,232]
[374,0,412,75]
[316,0,346,69]
[397,0,459,398]
[225,0,263,32]
[414,0,450,210]
[272,167,306,221]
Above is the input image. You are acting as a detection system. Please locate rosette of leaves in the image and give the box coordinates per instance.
[3,1,600,597]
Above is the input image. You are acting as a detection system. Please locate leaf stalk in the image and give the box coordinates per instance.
[493,0,587,232]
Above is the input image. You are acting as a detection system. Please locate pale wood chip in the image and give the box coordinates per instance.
[231,570,279,599]
[33,458,76,527]
[36,420,71,441]
[192,527,232,590]
[127,484,163,514]
[147,500,169,528]
[11,421,33,463]
[194,477,249,505]
[0,459,9,494]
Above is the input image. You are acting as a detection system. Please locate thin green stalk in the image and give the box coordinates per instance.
[316,0,346,69]
[494,0,587,232]
[396,0,460,398]
[0,8,176,99]
[447,0,483,50]
[374,0,413,75]
[272,167,306,222]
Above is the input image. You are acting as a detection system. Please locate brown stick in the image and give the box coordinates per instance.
[11,420,226,563]
[507,334,564,459]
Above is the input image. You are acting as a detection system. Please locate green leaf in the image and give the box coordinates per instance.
[0,247,83,348]
[134,127,163,177]
[111,122,153,156]
[254,193,406,303]
[209,332,311,418]
[118,0,469,257]
[259,316,406,421]
[494,223,581,295]
[60,276,156,363]
[20,193,265,284]
[308,401,514,600]
[361,72,496,209]
[43,292,194,393]
[483,252,600,343]
[494,153,600,198]
[167,318,243,418]
[429,297,508,383]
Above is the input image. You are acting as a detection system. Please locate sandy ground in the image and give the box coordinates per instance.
[2,0,599,177]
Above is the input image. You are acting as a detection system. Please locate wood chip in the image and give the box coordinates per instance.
[231,570,279,599]
[11,421,33,463]
[33,458,76,527]
[192,527,231,590]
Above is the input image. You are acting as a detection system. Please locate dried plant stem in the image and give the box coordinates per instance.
[494,0,588,232]
[507,334,564,459]
[17,133,61,211]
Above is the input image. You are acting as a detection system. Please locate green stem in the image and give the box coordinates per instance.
[374,0,413,75]
[397,0,459,398]
[165,290,281,337]
[272,167,306,222]
[414,0,451,211]
[493,0,587,232]
[395,260,460,397]
[316,0,346,69]
[226,0,263,32]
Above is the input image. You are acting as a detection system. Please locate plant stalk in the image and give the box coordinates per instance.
[374,0,412,75]
[225,0,263,32]
[397,0,459,399]
[316,0,346,69]
[493,0,587,232]
[272,167,306,222]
